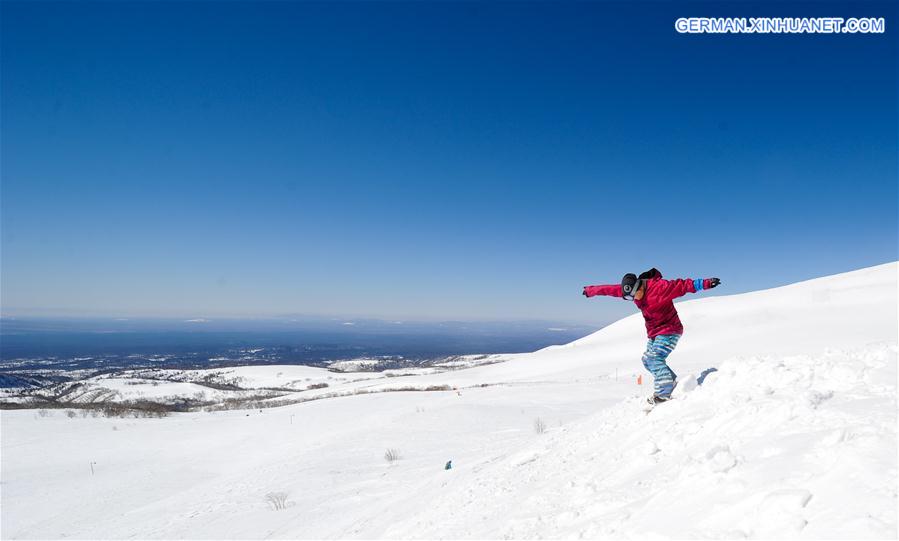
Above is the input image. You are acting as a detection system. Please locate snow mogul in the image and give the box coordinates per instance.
[582,268,720,404]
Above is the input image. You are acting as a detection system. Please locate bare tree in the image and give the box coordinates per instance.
[265,492,289,511]
[384,448,401,463]
[534,417,547,434]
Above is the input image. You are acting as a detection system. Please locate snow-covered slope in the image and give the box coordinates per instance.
[368,344,896,539]
[1,263,896,539]
[8,355,515,408]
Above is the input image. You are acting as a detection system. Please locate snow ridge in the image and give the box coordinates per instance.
[373,344,897,539]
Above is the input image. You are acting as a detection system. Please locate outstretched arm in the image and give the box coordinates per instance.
[658,277,721,301]
[582,284,624,298]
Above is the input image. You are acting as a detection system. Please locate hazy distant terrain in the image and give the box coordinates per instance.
[0,317,595,397]
[0,316,589,417]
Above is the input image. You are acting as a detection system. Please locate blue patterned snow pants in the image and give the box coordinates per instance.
[641,334,681,398]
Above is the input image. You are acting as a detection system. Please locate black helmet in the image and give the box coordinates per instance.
[621,273,643,300]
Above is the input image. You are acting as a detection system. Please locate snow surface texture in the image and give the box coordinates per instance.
[2,263,897,539]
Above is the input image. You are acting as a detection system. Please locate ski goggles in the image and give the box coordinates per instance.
[621,278,644,301]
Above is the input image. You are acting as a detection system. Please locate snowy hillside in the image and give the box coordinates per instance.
[1,263,896,539]
[2,354,514,409]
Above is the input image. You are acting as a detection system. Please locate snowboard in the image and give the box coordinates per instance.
[641,374,699,413]
[642,394,671,413]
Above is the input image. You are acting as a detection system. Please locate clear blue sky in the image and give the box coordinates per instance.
[1,1,896,325]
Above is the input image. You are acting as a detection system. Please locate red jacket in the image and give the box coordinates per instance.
[584,270,705,339]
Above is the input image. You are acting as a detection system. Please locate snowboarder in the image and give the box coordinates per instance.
[582,269,720,404]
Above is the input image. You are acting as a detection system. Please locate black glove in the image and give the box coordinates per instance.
[705,277,721,289]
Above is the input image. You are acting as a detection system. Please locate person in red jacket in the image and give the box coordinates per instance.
[583,268,720,404]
